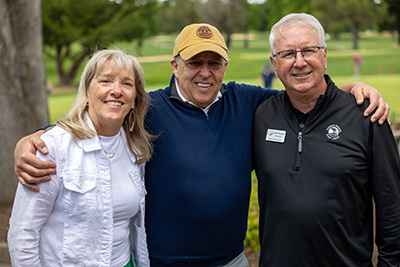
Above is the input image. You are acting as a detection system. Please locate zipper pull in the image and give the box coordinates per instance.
[297,131,303,153]
[295,124,304,171]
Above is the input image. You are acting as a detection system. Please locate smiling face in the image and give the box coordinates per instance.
[270,25,327,99]
[86,60,136,136]
[171,51,227,108]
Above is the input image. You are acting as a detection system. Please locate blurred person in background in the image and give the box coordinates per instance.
[352,53,362,78]
[261,62,275,88]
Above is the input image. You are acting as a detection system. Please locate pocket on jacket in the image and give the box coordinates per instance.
[61,171,97,216]
[62,171,96,194]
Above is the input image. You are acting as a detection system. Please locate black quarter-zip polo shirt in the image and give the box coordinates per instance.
[252,75,400,266]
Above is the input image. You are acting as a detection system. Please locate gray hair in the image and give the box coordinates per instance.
[269,13,327,56]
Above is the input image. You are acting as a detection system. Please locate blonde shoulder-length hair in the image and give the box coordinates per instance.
[56,49,152,164]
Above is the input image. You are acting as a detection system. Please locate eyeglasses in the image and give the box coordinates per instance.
[182,58,225,71]
[273,46,324,60]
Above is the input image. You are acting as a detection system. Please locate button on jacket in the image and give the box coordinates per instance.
[8,116,149,267]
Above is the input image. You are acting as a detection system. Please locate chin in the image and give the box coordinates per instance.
[293,80,313,89]
[194,96,213,107]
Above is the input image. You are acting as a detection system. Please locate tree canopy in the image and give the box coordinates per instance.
[42,0,400,85]
[42,0,159,85]
[385,0,400,43]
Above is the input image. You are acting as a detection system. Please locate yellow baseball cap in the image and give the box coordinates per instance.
[172,23,228,61]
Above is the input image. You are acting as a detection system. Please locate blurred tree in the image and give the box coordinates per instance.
[248,1,271,32]
[196,0,249,49]
[312,0,349,40]
[376,0,397,42]
[156,0,199,34]
[267,0,379,49]
[335,0,377,49]
[42,0,158,86]
[385,0,400,43]
[266,0,313,29]
[0,0,48,203]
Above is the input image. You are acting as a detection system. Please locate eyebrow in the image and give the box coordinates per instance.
[97,73,134,81]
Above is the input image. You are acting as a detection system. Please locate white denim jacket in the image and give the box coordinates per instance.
[8,117,150,267]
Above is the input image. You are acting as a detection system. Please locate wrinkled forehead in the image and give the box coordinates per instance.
[280,24,318,39]
[95,59,135,77]
[85,59,136,90]
[187,51,224,61]
[274,25,319,48]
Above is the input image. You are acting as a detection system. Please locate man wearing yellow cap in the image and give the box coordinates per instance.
[14,23,390,266]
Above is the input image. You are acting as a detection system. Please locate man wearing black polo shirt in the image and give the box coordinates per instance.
[252,13,400,266]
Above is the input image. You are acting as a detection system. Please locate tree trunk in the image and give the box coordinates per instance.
[397,27,400,45]
[56,45,90,86]
[352,21,359,50]
[333,32,340,40]
[0,0,48,204]
[226,32,232,50]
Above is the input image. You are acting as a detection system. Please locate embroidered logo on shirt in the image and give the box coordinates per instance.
[265,129,286,143]
[326,124,342,140]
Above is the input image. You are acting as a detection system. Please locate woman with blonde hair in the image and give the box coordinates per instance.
[8,49,152,266]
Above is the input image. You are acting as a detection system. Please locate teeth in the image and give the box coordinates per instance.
[197,83,211,87]
[106,101,121,106]
[294,73,309,77]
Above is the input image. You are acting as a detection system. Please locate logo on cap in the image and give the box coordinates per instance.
[197,26,213,39]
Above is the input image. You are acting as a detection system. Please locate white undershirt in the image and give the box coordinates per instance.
[175,80,222,114]
[99,133,140,267]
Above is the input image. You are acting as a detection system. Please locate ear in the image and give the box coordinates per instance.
[222,61,228,78]
[171,59,179,77]
[323,47,328,70]
[270,56,279,78]
[85,90,89,103]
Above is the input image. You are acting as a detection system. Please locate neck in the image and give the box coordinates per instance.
[98,129,121,137]
[287,81,327,114]
[288,94,319,114]
[96,123,122,137]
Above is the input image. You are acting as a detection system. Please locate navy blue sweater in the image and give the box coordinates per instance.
[144,75,279,266]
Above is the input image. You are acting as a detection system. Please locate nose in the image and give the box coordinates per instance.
[294,51,307,67]
[111,81,123,96]
[199,64,211,78]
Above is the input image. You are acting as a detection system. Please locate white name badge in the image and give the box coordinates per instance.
[265,129,286,143]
